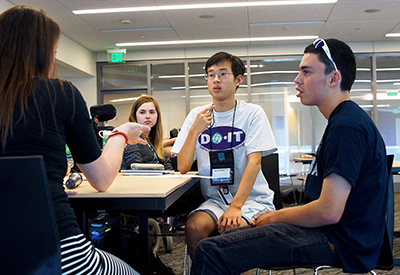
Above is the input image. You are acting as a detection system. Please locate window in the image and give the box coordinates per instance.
[376,56,400,159]
[152,63,186,137]
[100,64,147,88]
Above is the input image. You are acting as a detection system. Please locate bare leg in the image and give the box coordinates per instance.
[185,211,218,258]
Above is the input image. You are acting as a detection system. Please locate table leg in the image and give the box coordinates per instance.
[138,212,151,275]
[289,174,298,204]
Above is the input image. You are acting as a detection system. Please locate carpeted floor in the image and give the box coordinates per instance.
[157,193,400,275]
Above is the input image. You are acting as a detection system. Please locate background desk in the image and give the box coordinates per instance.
[68,173,197,275]
[293,157,314,164]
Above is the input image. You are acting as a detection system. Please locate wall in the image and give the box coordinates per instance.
[57,35,96,77]
[0,0,97,110]
[65,77,97,109]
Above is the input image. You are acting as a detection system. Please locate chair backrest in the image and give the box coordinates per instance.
[0,155,61,275]
[170,157,198,172]
[261,153,283,210]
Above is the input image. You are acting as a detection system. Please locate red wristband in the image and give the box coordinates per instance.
[108,129,129,144]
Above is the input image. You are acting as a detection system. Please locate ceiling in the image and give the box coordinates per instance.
[6,0,400,80]
[7,0,400,53]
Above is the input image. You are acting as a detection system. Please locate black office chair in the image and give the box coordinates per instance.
[256,154,395,275]
[0,155,61,275]
[261,153,283,210]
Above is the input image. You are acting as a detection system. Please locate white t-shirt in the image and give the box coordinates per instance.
[171,101,277,205]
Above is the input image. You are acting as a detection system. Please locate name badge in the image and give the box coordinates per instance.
[209,149,234,186]
[212,168,231,183]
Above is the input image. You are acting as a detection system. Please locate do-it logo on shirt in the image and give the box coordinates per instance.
[199,126,245,150]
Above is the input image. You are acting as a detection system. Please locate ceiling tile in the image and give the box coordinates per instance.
[321,20,400,42]
[248,4,334,23]
[174,25,249,40]
[162,7,248,28]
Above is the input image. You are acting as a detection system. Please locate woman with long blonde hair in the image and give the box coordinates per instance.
[121,95,173,170]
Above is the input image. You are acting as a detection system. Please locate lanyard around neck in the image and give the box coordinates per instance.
[144,138,159,164]
[209,100,237,151]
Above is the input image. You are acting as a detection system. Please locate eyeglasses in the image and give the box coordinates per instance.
[313,38,338,72]
[204,71,233,80]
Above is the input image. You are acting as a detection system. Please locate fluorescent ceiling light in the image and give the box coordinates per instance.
[73,1,337,14]
[251,82,295,87]
[116,36,318,47]
[357,68,370,71]
[99,27,172,33]
[159,74,204,79]
[376,68,400,71]
[354,79,400,84]
[250,20,325,26]
[377,79,400,83]
[385,33,400,37]
[364,93,400,101]
[357,68,400,72]
[250,70,299,75]
[262,58,302,62]
[359,104,389,108]
[111,97,140,103]
[172,85,207,90]
[252,91,289,95]
[350,89,373,92]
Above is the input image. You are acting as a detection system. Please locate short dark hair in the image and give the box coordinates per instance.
[304,38,356,92]
[205,52,245,79]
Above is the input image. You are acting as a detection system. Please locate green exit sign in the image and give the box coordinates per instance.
[387,90,398,96]
[107,49,126,63]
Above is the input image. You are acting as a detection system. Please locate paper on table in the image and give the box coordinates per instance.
[121,169,174,174]
[124,176,212,179]
[124,173,164,176]
[122,173,213,179]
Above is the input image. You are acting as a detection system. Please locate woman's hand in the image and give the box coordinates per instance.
[116,123,150,145]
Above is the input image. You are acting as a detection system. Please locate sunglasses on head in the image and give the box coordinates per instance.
[313,38,338,72]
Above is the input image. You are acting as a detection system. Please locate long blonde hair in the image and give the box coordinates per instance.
[129,95,165,162]
[0,5,61,149]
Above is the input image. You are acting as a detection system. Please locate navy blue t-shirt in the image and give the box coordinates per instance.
[303,100,387,273]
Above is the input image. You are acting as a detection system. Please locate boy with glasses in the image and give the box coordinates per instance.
[190,39,388,275]
[171,52,277,260]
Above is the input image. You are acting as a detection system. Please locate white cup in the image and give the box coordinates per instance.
[99,130,112,148]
